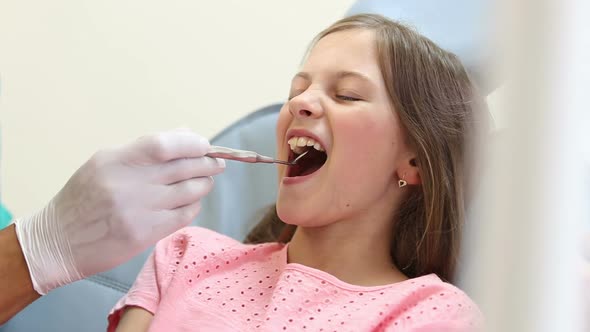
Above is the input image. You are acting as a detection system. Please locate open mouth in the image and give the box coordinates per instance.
[286,136,328,177]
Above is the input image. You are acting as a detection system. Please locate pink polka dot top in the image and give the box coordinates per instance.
[108,227,483,331]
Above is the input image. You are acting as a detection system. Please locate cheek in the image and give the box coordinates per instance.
[275,106,291,149]
[329,111,402,199]
[328,113,400,211]
[333,111,398,162]
[275,106,292,181]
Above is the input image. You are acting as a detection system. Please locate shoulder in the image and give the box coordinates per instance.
[156,226,240,251]
[383,274,484,331]
[172,226,239,245]
[155,226,283,271]
[150,226,241,263]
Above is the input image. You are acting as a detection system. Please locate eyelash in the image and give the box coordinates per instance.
[336,95,362,102]
[287,93,362,102]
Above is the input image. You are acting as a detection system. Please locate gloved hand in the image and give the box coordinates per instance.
[15,129,225,295]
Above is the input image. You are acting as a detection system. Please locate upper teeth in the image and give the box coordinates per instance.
[287,136,325,154]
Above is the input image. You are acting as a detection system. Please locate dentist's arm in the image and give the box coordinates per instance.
[0,224,40,324]
[0,129,224,324]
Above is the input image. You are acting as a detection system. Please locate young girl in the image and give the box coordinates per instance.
[108,14,487,331]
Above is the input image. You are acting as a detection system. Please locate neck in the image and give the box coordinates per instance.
[287,205,408,287]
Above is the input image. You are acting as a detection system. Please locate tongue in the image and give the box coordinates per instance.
[289,148,327,177]
[299,163,322,177]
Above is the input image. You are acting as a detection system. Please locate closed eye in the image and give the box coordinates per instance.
[336,95,362,102]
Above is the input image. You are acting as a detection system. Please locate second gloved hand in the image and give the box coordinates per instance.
[15,129,225,295]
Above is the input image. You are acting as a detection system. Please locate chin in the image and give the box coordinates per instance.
[276,201,300,225]
[276,202,332,228]
[276,202,312,227]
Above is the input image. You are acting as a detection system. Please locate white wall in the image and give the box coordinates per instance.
[0,0,356,217]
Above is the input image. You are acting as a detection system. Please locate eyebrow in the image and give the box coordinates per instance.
[293,71,375,86]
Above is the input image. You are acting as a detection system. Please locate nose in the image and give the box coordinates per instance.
[288,89,324,119]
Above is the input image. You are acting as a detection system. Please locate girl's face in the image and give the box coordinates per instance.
[276,29,417,227]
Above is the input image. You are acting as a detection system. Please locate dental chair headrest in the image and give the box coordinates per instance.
[347,0,498,95]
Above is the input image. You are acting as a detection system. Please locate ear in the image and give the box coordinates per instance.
[397,156,421,186]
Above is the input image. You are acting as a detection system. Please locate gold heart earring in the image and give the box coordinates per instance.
[398,174,407,188]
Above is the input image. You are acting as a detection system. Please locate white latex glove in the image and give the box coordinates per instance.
[15,129,225,295]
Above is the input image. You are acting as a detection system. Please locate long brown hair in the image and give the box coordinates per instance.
[244,14,488,283]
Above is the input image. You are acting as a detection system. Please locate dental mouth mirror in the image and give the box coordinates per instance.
[206,145,308,166]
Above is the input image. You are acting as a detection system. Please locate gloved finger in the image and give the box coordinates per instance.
[149,201,202,241]
[129,130,211,164]
[156,156,225,185]
[173,200,202,228]
[162,177,214,209]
